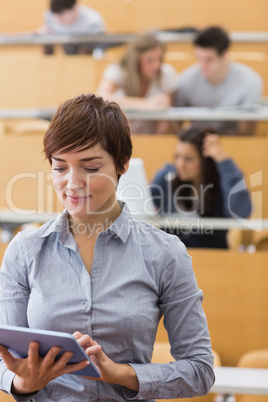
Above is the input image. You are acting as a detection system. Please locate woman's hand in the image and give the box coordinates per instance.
[73,332,139,392]
[0,342,90,395]
[146,93,171,109]
[202,134,229,162]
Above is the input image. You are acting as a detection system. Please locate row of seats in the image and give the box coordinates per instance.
[0,47,267,109]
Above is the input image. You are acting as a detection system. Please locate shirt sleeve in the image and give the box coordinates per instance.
[0,233,37,400]
[150,164,176,213]
[85,9,106,34]
[160,64,179,93]
[122,236,215,400]
[240,71,263,105]
[216,158,252,218]
[173,67,195,107]
[102,63,125,87]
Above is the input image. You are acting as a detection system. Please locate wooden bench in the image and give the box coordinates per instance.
[0,46,267,110]
[0,53,110,108]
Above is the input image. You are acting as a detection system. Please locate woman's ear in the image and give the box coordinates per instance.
[120,158,130,175]
[116,159,130,185]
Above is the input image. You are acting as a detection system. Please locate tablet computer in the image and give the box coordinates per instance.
[0,325,100,377]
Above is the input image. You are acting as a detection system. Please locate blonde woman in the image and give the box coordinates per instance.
[97,33,178,134]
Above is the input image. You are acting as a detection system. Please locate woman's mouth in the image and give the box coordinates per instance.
[66,194,91,203]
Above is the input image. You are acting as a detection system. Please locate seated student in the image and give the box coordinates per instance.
[0,94,215,401]
[174,26,263,136]
[39,0,106,54]
[97,32,178,134]
[150,125,252,248]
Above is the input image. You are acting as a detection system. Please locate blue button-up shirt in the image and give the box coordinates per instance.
[0,203,214,401]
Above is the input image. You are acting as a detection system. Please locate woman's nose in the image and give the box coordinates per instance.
[66,170,85,190]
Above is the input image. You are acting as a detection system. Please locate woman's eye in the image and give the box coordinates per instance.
[53,168,65,172]
[85,168,99,173]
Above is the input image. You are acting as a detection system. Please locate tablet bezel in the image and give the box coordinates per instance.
[0,325,100,377]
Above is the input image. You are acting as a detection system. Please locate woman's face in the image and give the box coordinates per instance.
[174,141,202,182]
[139,46,164,80]
[52,144,126,221]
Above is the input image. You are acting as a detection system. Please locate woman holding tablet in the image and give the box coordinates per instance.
[0,94,214,401]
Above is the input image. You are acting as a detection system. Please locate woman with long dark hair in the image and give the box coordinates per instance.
[151,126,252,248]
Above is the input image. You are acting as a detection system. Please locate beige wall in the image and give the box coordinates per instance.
[0,0,268,32]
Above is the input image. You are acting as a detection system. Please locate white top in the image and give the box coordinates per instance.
[103,62,178,133]
[174,61,263,133]
[44,4,105,34]
[103,62,178,97]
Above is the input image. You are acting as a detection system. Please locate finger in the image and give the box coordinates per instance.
[27,342,41,368]
[202,143,209,154]
[206,133,217,139]
[0,345,17,369]
[58,358,90,376]
[41,346,62,369]
[76,334,96,349]
[203,137,213,146]
[85,344,102,357]
[73,331,83,340]
[50,350,74,372]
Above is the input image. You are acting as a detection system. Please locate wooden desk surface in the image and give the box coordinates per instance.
[212,367,268,395]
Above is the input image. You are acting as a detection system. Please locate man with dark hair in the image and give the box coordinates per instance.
[174,26,263,135]
[40,0,106,54]
[193,26,230,55]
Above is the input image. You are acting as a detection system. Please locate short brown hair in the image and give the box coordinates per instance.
[43,93,132,174]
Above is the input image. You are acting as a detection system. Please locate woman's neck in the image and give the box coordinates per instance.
[69,202,122,240]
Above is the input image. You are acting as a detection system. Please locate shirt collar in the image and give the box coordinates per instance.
[108,202,133,243]
[40,203,134,244]
[40,209,70,244]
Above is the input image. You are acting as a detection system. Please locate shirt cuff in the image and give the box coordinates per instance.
[121,363,164,400]
[2,369,40,402]
[1,368,15,394]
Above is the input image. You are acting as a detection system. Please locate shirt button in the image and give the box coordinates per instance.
[89,392,96,399]
[153,390,160,396]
